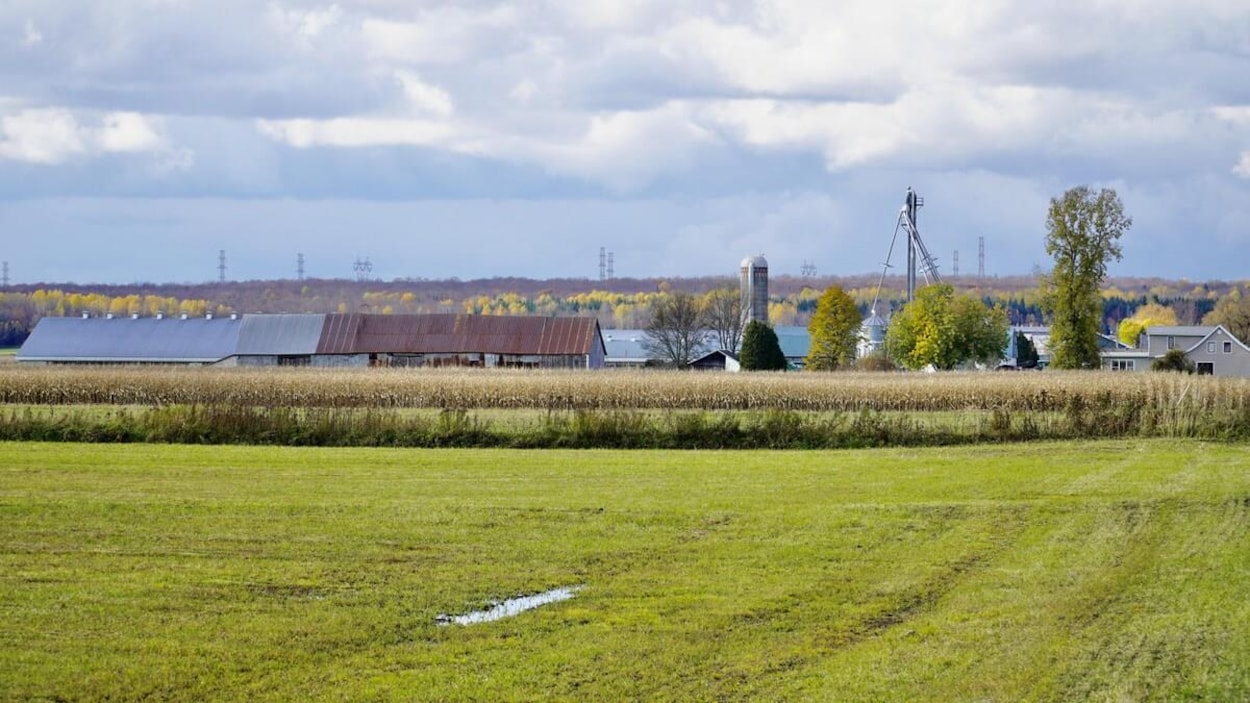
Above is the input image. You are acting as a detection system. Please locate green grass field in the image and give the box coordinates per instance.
[3,440,1248,701]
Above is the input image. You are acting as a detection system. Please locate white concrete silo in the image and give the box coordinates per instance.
[740,255,769,325]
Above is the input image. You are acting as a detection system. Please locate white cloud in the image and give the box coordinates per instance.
[395,72,453,118]
[268,3,343,41]
[256,117,459,149]
[22,19,43,47]
[0,107,183,165]
[361,6,520,65]
[97,112,166,153]
[0,109,85,164]
[1235,152,1250,178]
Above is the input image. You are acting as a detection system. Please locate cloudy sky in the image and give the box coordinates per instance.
[1,0,1248,285]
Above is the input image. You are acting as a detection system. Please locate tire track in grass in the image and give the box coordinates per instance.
[692,503,1036,700]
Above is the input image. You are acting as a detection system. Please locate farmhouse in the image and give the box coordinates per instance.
[18,313,607,369]
[1100,324,1250,376]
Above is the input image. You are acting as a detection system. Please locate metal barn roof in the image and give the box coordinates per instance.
[236,314,326,355]
[17,317,243,363]
[317,314,603,356]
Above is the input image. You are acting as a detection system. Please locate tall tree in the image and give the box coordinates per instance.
[643,291,708,367]
[702,287,747,352]
[1042,186,1132,368]
[1203,292,1250,345]
[805,285,861,370]
[886,284,1008,370]
[739,320,787,371]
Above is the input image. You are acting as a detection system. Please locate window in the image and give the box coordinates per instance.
[1208,342,1216,353]
[1197,362,1214,375]
[1167,336,1175,350]
[1224,341,1233,354]
[1109,359,1135,371]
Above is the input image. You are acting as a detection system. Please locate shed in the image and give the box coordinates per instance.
[689,349,740,372]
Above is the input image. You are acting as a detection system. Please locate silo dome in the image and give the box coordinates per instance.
[862,310,888,343]
[740,255,768,269]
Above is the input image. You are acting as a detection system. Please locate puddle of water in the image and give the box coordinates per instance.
[436,586,582,626]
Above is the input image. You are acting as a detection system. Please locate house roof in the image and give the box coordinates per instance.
[1183,325,1250,355]
[690,349,739,364]
[17,316,243,362]
[316,314,603,356]
[1145,325,1217,337]
[775,326,810,360]
[236,314,325,355]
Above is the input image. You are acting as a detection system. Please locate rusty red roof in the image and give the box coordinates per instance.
[316,314,604,356]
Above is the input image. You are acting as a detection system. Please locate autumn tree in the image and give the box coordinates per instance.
[702,287,746,352]
[643,291,709,367]
[886,284,1008,370]
[1042,186,1132,368]
[1116,302,1177,347]
[805,285,861,370]
[1203,291,1250,344]
[739,320,787,371]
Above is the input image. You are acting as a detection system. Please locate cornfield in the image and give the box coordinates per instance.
[3,365,1249,413]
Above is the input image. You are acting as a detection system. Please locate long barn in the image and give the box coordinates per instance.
[18,313,607,369]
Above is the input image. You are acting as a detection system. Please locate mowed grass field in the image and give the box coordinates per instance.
[3,440,1249,701]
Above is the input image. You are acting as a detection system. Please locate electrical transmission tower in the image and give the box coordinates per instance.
[353,257,373,282]
[599,247,606,281]
[953,250,959,277]
[607,252,614,279]
[218,250,227,283]
[800,260,817,277]
[1,261,8,288]
[297,253,305,281]
[978,237,985,280]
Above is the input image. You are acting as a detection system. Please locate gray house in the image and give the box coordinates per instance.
[1100,324,1250,377]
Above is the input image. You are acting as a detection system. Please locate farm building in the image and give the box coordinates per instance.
[16,314,243,365]
[602,327,811,369]
[18,313,607,369]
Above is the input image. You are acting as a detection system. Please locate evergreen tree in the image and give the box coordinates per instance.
[739,320,787,371]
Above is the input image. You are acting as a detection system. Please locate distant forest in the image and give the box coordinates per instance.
[0,273,1236,347]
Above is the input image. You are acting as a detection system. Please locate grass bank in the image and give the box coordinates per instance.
[2,440,1248,700]
[3,399,1249,447]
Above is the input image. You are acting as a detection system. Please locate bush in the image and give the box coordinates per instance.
[1151,349,1194,374]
